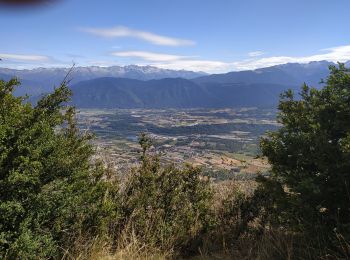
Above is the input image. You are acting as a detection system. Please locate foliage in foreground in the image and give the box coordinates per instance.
[0,78,120,258]
[258,63,350,257]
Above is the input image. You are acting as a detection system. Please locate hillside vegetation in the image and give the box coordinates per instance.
[0,64,350,259]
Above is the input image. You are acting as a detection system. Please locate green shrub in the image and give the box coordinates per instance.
[0,78,119,259]
[258,64,350,256]
[119,133,213,252]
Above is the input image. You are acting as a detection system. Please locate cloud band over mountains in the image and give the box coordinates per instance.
[110,45,350,72]
[234,45,350,70]
[2,45,350,72]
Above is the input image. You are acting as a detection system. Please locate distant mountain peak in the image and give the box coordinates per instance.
[0,65,207,94]
[1,61,348,108]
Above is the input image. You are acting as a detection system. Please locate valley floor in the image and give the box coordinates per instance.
[77,107,278,181]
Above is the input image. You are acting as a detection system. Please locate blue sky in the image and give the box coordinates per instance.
[1,0,350,72]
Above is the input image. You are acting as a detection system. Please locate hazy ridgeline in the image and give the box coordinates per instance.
[1,61,344,109]
[0,65,350,259]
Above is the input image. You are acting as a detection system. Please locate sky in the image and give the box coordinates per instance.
[1,0,350,73]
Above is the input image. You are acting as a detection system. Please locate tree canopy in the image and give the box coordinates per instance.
[260,64,350,237]
[0,78,116,258]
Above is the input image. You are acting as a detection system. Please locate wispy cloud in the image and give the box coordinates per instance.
[112,51,190,62]
[111,50,231,72]
[110,45,350,72]
[3,45,350,73]
[80,26,195,46]
[248,51,265,57]
[235,45,350,70]
[154,60,232,73]
[0,53,49,62]
[0,52,74,69]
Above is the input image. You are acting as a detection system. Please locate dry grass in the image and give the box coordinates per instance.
[62,233,170,260]
[61,179,350,260]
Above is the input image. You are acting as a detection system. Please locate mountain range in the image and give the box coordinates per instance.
[0,65,206,96]
[0,61,347,108]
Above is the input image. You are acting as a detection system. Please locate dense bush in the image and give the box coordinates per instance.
[258,64,350,256]
[118,133,213,252]
[0,78,119,258]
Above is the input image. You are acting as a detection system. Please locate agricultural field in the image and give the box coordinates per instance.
[77,107,279,181]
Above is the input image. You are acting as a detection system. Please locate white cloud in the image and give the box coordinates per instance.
[112,51,189,62]
[235,45,350,70]
[0,53,49,62]
[0,53,74,69]
[111,50,230,72]
[154,60,233,73]
[3,44,350,73]
[110,45,350,72]
[248,51,265,57]
[80,26,195,46]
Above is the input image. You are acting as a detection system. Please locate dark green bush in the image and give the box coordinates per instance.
[258,64,350,257]
[0,78,119,259]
